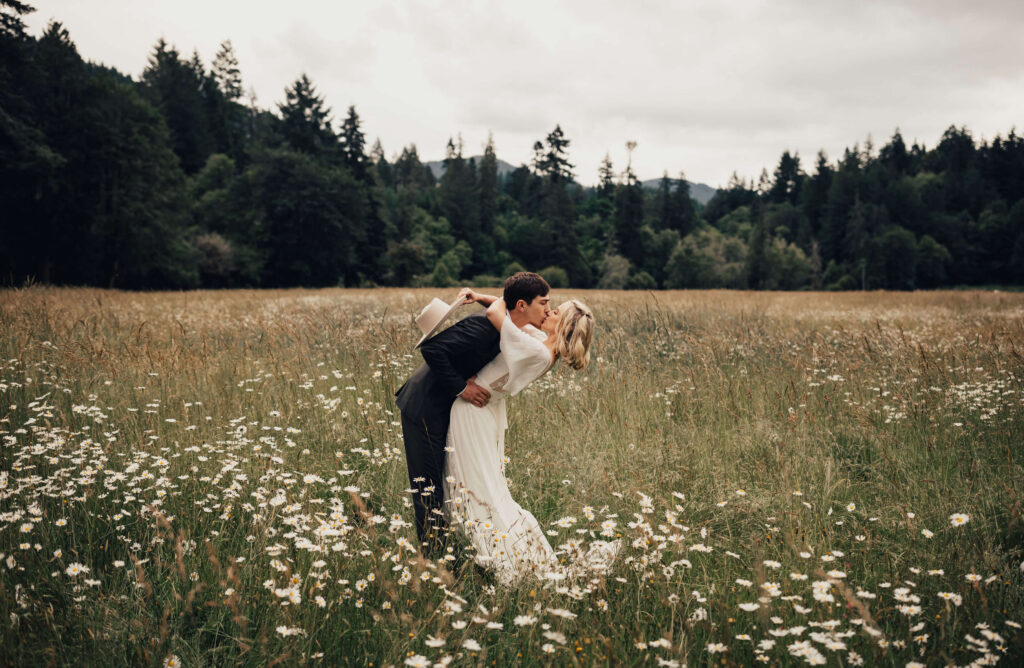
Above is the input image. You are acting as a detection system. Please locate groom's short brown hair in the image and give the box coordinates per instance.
[504,272,550,309]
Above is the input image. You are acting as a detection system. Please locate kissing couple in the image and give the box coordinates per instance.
[395,272,619,585]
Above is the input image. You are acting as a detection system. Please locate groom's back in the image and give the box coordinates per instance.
[395,311,499,424]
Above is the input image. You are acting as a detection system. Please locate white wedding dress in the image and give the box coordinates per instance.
[444,317,618,585]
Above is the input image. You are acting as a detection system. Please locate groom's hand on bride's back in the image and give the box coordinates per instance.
[460,378,490,407]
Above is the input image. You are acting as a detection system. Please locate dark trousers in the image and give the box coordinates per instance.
[400,412,450,552]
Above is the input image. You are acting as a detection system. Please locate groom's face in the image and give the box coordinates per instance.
[518,294,551,329]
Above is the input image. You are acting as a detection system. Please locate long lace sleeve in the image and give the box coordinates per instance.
[500,317,552,396]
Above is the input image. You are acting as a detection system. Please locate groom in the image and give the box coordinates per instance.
[396,272,551,556]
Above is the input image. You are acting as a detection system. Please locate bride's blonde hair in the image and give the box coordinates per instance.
[555,300,594,370]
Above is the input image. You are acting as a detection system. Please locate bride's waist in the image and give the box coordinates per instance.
[453,396,507,421]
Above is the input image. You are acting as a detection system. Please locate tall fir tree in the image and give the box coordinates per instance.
[614,161,645,266]
[206,40,246,158]
[767,151,802,204]
[671,171,697,236]
[88,70,196,288]
[439,136,480,272]
[800,151,833,238]
[534,124,574,183]
[340,105,368,181]
[211,40,242,101]
[656,173,674,231]
[478,133,499,237]
[598,153,615,198]
[277,74,336,157]
[141,39,216,173]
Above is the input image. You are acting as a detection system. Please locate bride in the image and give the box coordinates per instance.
[443,288,617,584]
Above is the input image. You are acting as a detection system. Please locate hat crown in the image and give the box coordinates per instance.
[413,296,463,348]
[415,298,450,336]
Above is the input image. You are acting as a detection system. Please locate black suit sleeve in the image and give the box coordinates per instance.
[419,314,497,398]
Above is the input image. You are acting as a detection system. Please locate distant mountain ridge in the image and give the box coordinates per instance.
[639,178,718,206]
[425,156,718,205]
[424,157,518,180]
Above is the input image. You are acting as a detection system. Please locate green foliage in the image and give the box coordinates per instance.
[468,274,504,288]
[613,180,645,266]
[141,39,216,174]
[277,74,336,157]
[762,237,812,290]
[597,254,631,289]
[80,69,198,288]
[532,124,574,183]
[666,227,748,289]
[538,265,569,288]
[244,147,365,286]
[871,225,918,289]
[715,205,753,238]
[502,261,525,276]
[2,16,1024,290]
[625,270,656,290]
[916,234,952,288]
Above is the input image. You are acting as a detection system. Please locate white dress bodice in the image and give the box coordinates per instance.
[475,318,550,397]
[472,318,550,432]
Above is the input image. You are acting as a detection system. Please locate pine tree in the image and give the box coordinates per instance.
[801,150,833,238]
[246,147,364,287]
[671,171,697,236]
[211,40,242,101]
[478,133,498,236]
[656,173,674,231]
[0,0,33,39]
[370,138,393,187]
[141,39,216,173]
[440,136,480,263]
[340,105,368,181]
[336,107,383,283]
[746,200,770,288]
[614,158,645,266]
[88,71,196,288]
[819,148,861,263]
[879,128,909,175]
[768,151,802,204]
[204,42,246,159]
[756,167,771,196]
[29,21,89,283]
[598,153,615,198]
[534,125,574,182]
[277,74,336,156]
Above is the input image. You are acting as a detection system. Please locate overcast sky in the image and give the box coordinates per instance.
[26,0,1024,187]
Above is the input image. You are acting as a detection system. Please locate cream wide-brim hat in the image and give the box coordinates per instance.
[414,297,465,348]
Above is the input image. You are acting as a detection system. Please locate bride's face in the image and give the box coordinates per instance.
[542,301,571,335]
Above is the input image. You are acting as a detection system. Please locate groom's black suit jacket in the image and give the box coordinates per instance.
[396,311,500,543]
[396,311,500,428]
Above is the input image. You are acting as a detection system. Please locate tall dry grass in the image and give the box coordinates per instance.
[1,286,1022,666]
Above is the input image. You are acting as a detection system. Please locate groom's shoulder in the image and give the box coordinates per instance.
[425,310,491,342]
[450,310,495,334]
[431,311,496,344]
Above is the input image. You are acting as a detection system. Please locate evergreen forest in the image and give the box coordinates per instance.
[3,2,1023,291]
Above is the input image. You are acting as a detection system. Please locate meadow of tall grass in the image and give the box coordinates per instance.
[1,287,1022,667]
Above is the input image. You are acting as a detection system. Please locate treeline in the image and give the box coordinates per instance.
[2,3,1023,290]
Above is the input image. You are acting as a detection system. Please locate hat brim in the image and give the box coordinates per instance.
[414,297,466,348]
